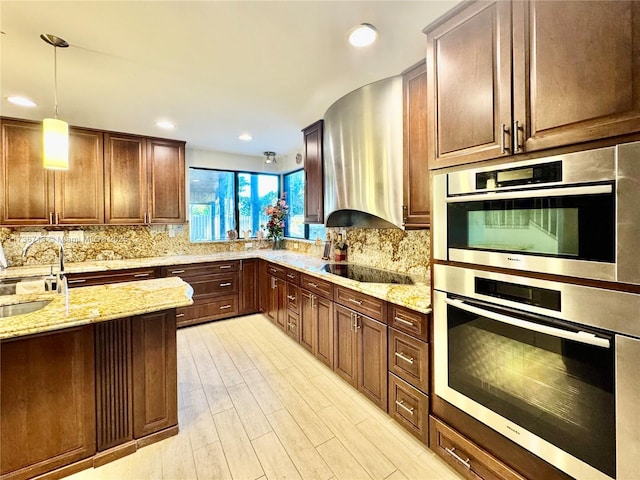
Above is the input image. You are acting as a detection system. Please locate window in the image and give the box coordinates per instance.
[284,169,327,241]
[189,168,279,242]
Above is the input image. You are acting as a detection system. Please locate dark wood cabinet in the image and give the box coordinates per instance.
[163,261,239,327]
[239,259,259,315]
[299,289,315,353]
[402,61,431,228]
[302,120,324,223]
[333,303,388,411]
[1,326,96,480]
[389,373,429,443]
[104,133,147,224]
[267,274,287,330]
[147,138,185,224]
[299,284,334,368]
[0,119,104,225]
[425,0,640,169]
[132,310,178,439]
[258,259,269,313]
[67,267,157,288]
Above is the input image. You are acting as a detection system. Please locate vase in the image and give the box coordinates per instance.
[272,238,284,250]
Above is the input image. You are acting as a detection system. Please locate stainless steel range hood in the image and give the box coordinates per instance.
[323,75,404,229]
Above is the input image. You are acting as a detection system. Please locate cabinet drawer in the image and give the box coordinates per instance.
[286,310,299,341]
[300,274,333,300]
[388,328,429,393]
[266,263,287,280]
[176,295,238,327]
[164,261,238,277]
[284,269,300,285]
[67,267,157,287]
[286,283,299,313]
[388,304,428,342]
[388,373,428,444]
[429,416,526,480]
[335,286,386,323]
[188,272,238,299]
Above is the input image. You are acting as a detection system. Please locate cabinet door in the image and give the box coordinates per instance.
[299,289,315,353]
[0,119,54,225]
[132,310,178,438]
[259,260,269,313]
[426,1,513,168]
[56,128,104,224]
[402,61,431,227]
[239,259,259,315]
[315,295,334,369]
[104,133,147,224]
[512,1,640,152]
[302,120,324,223]
[147,138,185,224]
[0,326,95,478]
[357,315,388,410]
[333,304,357,386]
[276,279,287,330]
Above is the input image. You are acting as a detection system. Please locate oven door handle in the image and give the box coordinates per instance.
[445,184,612,203]
[445,298,611,349]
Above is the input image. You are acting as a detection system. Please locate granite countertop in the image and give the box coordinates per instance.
[0,250,431,315]
[0,277,194,340]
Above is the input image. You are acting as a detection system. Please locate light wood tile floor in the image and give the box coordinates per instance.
[67,314,464,480]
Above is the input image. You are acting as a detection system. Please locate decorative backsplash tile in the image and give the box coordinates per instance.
[0,225,430,276]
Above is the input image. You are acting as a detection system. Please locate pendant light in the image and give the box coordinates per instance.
[264,151,277,164]
[41,33,69,170]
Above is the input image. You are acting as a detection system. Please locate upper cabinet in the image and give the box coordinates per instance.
[0,118,186,226]
[402,61,431,228]
[1,119,104,225]
[425,0,640,169]
[302,120,324,224]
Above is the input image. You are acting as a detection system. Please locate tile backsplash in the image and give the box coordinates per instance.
[0,225,430,276]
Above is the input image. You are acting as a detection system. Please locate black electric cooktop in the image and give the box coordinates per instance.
[322,264,414,285]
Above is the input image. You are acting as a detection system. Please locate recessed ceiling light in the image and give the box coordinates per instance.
[238,133,253,141]
[156,120,175,129]
[348,23,378,47]
[6,96,37,107]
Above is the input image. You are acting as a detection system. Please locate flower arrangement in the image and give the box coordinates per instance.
[265,194,289,241]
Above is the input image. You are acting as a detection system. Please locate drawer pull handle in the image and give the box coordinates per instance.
[134,273,150,277]
[395,400,415,415]
[219,265,233,269]
[287,273,295,279]
[394,352,415,364]
[220,282,232,287]
[308,282,318,288]
[395,317,415,327]
[171,270,185,274]
[348,298,363,306]
[270,268,278,273]
[176,313,185,318]
[287,295,296,301]
[444,447,471,470]
[220,305,232,310]
[68,279,86,284]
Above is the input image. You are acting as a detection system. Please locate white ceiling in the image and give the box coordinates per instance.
[0,1,460,160]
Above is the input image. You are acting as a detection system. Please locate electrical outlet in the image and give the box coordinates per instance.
[293,242,299,250]
[245,242,253,249]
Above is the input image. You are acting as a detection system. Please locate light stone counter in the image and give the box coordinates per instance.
[0,250,431,316]
[0,277,193,340]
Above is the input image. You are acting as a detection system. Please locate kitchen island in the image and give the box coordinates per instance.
[0,277,193,480]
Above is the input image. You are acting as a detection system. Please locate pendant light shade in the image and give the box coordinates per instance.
[43,118,69,170]
[41,33,69,170]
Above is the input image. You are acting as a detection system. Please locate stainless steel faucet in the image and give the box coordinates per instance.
[22,236,66,293]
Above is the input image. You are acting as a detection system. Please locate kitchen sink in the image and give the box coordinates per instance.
[322,263,414,285]
[0,300,52,318]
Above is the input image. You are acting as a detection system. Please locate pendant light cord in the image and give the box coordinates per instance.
[53,45,59,119]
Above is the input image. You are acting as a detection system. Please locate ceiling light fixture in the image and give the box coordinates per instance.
[41,33,69,170]
[156,120,176,129]
[348,23,378,47]
[239,133,253,141]
[7,96,37,107]
[264,151,277,164]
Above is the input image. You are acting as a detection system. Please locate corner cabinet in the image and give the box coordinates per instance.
[425,0,640,169]
[302,120,324,224]
[0,119,104,226]
[402,61,431,228]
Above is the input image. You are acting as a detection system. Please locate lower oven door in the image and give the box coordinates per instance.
[433,290,616,480]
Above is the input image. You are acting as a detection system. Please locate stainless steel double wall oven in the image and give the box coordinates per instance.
[431,142,640,480]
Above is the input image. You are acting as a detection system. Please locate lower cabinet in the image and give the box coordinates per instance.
[388,373,429,442]
[333,303,388,411]
[239,258,259,315]
[300,288,334,368]
[0,326,96,480]
[430,416,526,480]
[267,275,287,329]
